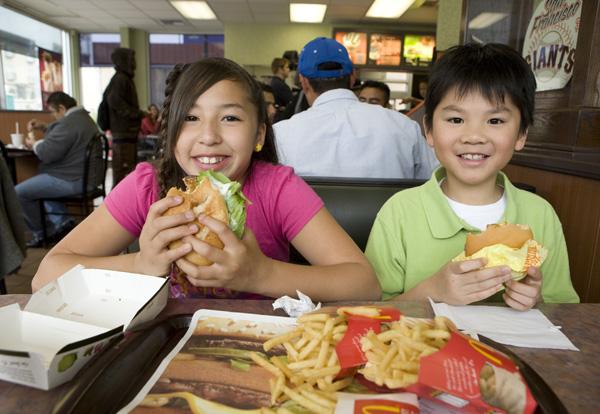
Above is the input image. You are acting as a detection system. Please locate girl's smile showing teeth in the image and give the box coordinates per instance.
[197,156,225,164]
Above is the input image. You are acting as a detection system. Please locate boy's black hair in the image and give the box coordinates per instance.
[46,92,77,110]
[424,43,536,134]
[359,80,391,103]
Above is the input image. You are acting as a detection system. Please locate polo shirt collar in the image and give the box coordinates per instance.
[421,167,518,239]
[312,89,357,107]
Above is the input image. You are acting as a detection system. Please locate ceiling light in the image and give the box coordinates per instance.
[170,1,216,20]
[290,3,327,23]
[366,0,416,19]
[468,12,508,29]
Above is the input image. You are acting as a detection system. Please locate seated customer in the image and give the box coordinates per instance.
[17,92,98,247]
[274,37,436,179]
[140,103,160,136]
[270,57,293,110]
[366,43,579,309]
[358,80,390,108]
[259,82,278,124]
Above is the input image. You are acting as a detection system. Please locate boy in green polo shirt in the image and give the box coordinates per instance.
[366,43,579,309]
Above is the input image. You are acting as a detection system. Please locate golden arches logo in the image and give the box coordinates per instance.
[468,339,502,366]
[361,405,401,413]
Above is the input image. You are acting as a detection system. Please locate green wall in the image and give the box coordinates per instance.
[120,27,149,109]
[68,30,81,103]
[224,23,332,67]
[436,0,463,51]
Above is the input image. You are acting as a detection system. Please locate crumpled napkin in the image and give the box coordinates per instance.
[429,298,578,351]
[272,290,321,318]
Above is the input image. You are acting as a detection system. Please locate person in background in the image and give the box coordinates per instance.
[366,43,579,308]
[140,103,160,136]
[17,92,98,247]
[358,80,390,108]
[259,82,278,124]
[33,58,380,302]
[274,72,309,123]
[270,57,293,110]
[104,47,145,188]
[403,80,429,109]
[274,37,437,179]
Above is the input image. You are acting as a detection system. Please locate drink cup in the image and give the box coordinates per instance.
[11,133,24,147]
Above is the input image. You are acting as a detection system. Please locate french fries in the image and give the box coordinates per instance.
[257,309,454,413]
[358,316,452,389]
[256,311,349,414]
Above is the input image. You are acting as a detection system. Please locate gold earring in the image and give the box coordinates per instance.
[255,143,263,152]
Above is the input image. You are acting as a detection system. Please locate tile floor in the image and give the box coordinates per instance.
[4,247,48,294]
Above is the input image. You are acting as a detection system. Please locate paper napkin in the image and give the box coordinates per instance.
[429,298,578,351]
[272,290,321,318]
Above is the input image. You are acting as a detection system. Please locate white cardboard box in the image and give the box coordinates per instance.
[0,265,169,390]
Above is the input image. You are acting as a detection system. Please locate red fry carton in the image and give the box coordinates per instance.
[407,330,537,414]
[335,307,401,377]
[333,307,537,414]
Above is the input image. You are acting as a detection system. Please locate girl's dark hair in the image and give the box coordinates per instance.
[424,43,536,135]
[155,58,278,197]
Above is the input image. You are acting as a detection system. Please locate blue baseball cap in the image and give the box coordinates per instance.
[298,37,353,79]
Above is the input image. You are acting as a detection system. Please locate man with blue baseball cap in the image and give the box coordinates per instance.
[274,37,437,179]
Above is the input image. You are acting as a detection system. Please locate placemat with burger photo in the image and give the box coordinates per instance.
[119,307,538,414]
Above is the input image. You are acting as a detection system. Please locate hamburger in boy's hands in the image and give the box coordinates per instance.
[454,223,548,281]
[162,170,248,266]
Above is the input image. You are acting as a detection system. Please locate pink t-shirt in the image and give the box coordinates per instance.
[104,161,323,298]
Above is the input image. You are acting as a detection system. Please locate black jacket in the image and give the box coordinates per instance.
[106,48,144,134]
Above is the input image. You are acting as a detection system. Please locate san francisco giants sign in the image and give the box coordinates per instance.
[522,0,582,91]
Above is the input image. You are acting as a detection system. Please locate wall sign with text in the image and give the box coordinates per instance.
[522,0,582,92]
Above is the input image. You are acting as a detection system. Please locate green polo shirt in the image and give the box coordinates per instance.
[365,168,579,303]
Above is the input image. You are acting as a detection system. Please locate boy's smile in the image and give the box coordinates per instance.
[425,89,527,204]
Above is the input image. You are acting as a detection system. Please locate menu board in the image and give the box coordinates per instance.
[369,34,402,65]
[403,35,436,66]
[38,47,63,108]
[334,31,367,65]
[1,50,42,110]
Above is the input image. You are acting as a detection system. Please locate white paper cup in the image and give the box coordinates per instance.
[11,133,24,147]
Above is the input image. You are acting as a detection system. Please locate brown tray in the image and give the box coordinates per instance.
[52,314,191,414]
[50,315,567,414]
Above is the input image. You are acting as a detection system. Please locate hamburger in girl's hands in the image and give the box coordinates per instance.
[162,170,248,266]
[454,223,548,281]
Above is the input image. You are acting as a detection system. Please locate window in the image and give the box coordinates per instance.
[149,34,224,108]
[79,33,120,120]
[0,5,65,110]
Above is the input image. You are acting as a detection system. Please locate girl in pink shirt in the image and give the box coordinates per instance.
[34,59,379,301]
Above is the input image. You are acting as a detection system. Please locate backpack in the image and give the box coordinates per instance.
[97,84,111,131]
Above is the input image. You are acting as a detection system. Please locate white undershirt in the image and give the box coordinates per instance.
[443,186,507,231]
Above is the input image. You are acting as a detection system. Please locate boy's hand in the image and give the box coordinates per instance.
[135,196,197,276]
[176,215,266,292]
[503,266,542,311]
[431,258,513,305]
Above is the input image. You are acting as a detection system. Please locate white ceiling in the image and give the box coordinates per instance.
[5,0,438,34]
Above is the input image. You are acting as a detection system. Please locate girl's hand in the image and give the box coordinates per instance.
[176,215,267,292]
[503,266,543,311]
[134,196,198,276]
[430,258,513,305]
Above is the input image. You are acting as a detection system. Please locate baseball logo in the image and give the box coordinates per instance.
[522,0,582,91]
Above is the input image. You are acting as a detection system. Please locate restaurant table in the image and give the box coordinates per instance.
[0,295,598,413]
[4,146,36,184]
